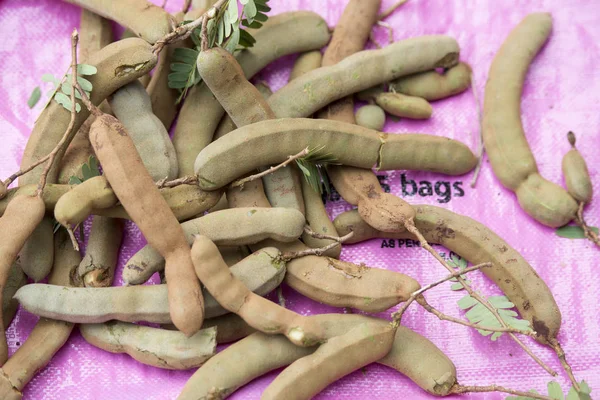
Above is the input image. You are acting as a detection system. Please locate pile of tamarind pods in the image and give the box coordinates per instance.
[0,0,596,399]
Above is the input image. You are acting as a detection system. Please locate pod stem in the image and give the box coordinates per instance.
[303,226,348,242]
[280,231,354,261]
[156,175,198,188]
[66,226,80,252]
[230,147,310,189]
[451,384,554,400]
[549,339,581,393]
[378,0,410,20]
[575,202,600,247]
[404,220,558,377]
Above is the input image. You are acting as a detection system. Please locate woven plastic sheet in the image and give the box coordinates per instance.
[1,0,599,398]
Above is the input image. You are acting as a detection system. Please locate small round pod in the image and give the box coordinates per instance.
[108,80,179,181]
[562,131,592,204]
[191,235,325,347]
[54,175,118,229]
[79,322,217,370]
[261,322,395,400]
[64,0,176,44]
[389,62,472,101]
[2,264,27,329]
[355,104,386,130]
[375,92,433,120]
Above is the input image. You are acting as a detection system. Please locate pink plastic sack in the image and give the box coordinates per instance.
[0,0,598,399]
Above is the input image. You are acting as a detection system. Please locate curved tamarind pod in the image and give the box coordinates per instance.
[16,247,285,324]
[261,322,395,400]
[482,13,577,227]
[2,264,27,330]
[173,11,332,177]
[178,314,456,399]
[0,229,80,400]
[64,0,176,44]
[389,62,472,101]
[334,206,561,344]
[375,92,433,120]
[89,112,203,336]
[195,118,477,190]
[80,322,216,370]
[78,216,123,287]
[192,236,324,347]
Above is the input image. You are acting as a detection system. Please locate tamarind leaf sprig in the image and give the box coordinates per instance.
[506,379,591,400]
[29,64,97,112]
[448,255,532,341]
[168,0,270,103]
[296,146,339,195]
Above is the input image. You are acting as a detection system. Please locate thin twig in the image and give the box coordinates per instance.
[549,339,581,393]
[414,296,538,337]
[66,226,80,252]
[230,147,310,189]
[575,202,600,247]
[36,30,80,197]
[378,0,409,20]
[303,226,348,242]
[391,263,493,326]
[470,72,485,188]
[281,231,354,260]
[405,221,557,376]
[368,32,382,49]
[376,21,394,45]
[161,0,168,8]
[156,175,198,188]
[152,0,227,54]
[451,384,554,400]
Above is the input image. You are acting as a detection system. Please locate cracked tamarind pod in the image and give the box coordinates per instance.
[77,216,123,287]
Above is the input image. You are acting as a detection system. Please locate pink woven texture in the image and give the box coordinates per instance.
[0,0,598,398]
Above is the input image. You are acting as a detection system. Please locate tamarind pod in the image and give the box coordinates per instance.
[78,216,123,287]
[355,104,386,130]
[123,207,304,285]
[64,0,175,44]
[80,322,216,370]
[562,138,592,203]
[109,80,179,181]
[262,322,394,400]
[389,62,472,101]
[194,118,477,190]
[173,11,331,177]
[54,175,118,229]
[17,218,55,282]
[226,179,272,209]
[16,247,285,324]
[0,229,80,399]
[218,246,248,267]
[375,92,433,120]
[0,195,45,364]
[197,48,306,217]
[78,9,113,61]
[89,113,203,336]
[2,264,27,330]
[192,236,324,347]
[268,36,459,119]
[202,314,255,344]
[258,238,420,312]
[0,184,71,216]
[319,0,381,124]
[334,206,561,344]
[290,51,323,81]
[482,13,577,227]
[300,176,340,258]
[178,313,455,399]
[20,38,157,186]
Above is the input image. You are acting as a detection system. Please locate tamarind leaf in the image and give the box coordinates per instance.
[170,63,193,73]
[173,48,199,65]
[566,386,579,400]
[54,92,81,113]
[579,381,591,395]
[488,296,514,309]
[450,282,468,290]
[217,17,225,44]
[68,176,83,185]
[239,29,256,47]
[556,225,599,239]
[239,0,250,4]
[224,26,240,54]
[224,11,232,38]
[69,155,100,185]
[548,381,565,400]
[76,64,97,76]
[228,0,239,23]
[457,295,478,309]
[28,87,41,108]
[244,0,257,20]
[41,73,58,84]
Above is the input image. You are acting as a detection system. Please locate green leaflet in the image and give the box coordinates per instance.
[68,155,100,185]
[28,87,41,108]
[296,146,339,195]
[556,225,599,239]
[506,380,591,400]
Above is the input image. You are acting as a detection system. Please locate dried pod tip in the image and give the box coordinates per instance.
[567,131,576,148]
